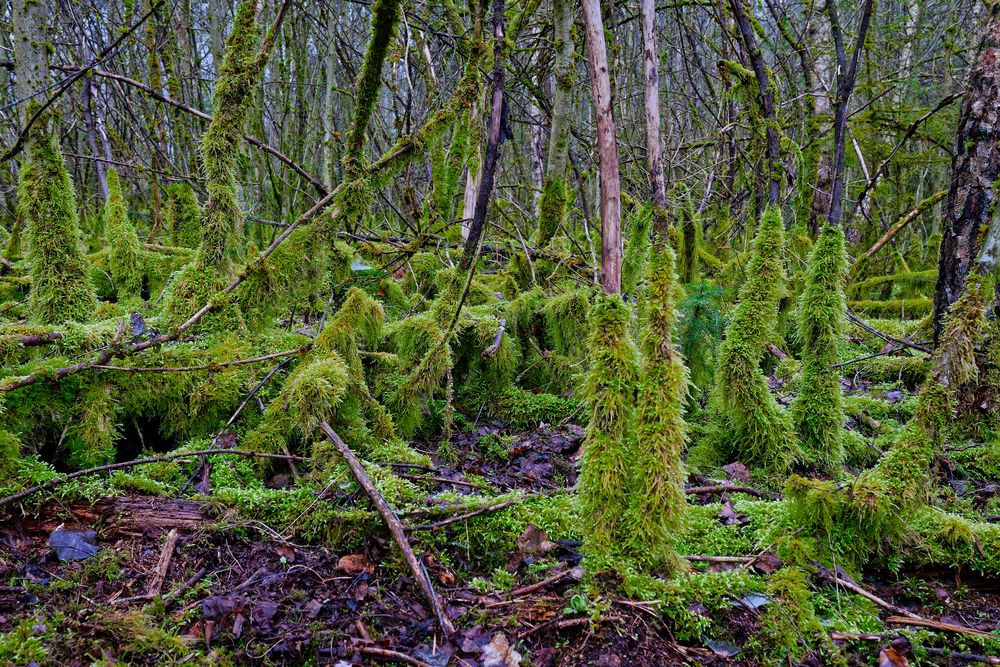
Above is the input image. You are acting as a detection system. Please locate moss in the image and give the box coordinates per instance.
[856,356,930,387]
[342,0,402,175]
[578,293,639,566]
[749,567,845,664]
[791,224,848,472]
[281,353,351,436]
[19,110,97,324]
[166,183,201,249]
[627,248,688,570]
[64,383,119,469]
[542,288,591,358]
[712,207,799,473]
[104,168,144,301]
[679,281,724,396]
[537,176,568,248]
[848,297,932,319]
[621,205,652,295]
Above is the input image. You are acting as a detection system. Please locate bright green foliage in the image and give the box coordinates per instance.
[628,248,688,570]
[19,114,97,324]
[542,288,591,358]
[537,176,568,248]
[679,282,724,396]
[791,224,847,472]
[282,353,350,436]
[578,293,639,565]
[104,169,144,301]
[621,205,652,295]
[750,567,844,664]
[713,207,799,473]
[166,183,201,248]
[65,384,118,469]
[848,297,932,319]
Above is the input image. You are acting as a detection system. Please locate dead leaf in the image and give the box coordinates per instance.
[752,550,783,574]
[338,554,373,574]
[719,500,749,526]
[722,462,751,482]
[878,639,910,667]
[275,545,296,563]
[482,632,522,667]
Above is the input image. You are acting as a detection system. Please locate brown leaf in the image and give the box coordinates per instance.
[722,462,751,482]
[751,550,783,574]
[275,545,296,563]
[338,554,372,574]
[878,638,910,667]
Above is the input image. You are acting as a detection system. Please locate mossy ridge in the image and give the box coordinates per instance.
[791,224,848,472]
[165,182,201,249]
[711,206,799,474]
[627,247,688,571]
[578,293,639,567]
[19,109,97,325]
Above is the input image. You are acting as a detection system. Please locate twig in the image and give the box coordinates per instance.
[0,449,308,509]
[162,566,209,609]
[519,616,590,638]
[92,348,307,372]
[406,499,517,531]
[860,191,947,261]
[818,569,919,619]
[147,528,179,598]
[319,422,455,636]
[846,311,932,354]
[394,472,487,490]
[685,555,755,564]
[507,567,583,598]
[685,483,771,498]
[885,615,992,637]
[481,319,507,359]
[353,646,431,667]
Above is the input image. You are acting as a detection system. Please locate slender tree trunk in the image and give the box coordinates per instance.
[934,2,1000,341]
[728,0,781,207]
[13,0,49,132]
[581,0,622,294]
[322,6,337,190]
[640,0,668,246]
[460,0,506,270]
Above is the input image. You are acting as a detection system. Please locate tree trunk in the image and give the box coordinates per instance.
[12,0,49,131]
[640,0,668,246]
[581,0,622,294]
[933,3,1000,341]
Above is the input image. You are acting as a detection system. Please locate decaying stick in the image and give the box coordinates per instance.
[0,449,308,509]
[847,311,932,354]
[860,190,947,261]
[319,422,455,636]
[818,569,919,620]
[885,615,992,637]
[685,483,771,498]
[147,529,179,598]
[406,499,517,531]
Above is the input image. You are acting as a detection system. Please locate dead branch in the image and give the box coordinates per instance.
[860,190,947,261]
[846,311,932,354]
[147,528,178,598]
[0,449,308,510]
[319,422,455,636]
[481,318,507,359]
[885,615,992,637]
[685,483,771,498]
[406,499,517,531]
[92,347,307,373]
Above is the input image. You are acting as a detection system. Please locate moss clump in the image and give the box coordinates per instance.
[578,293,639,565]
[750,567,844,664]
[628,248,688,570]
[281,353,351,436]
[166,183,201,248]
[536,176,568,248]
[712,207,799,473]
[542,288,591,358]
[19,112,97,324]
[104,168,144,301]
[791,224,847,472]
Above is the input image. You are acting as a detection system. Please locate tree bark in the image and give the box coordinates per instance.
[460,0,506,270]
[640,0,669,246]
[581,0,622,294]
[933,3,1000,341]
[12,0,50,132]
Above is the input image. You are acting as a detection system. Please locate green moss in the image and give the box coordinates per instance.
[537,176,568,248]
[104,169,144,301]
[578,293,639,566]
[857,356,931,387]
[281,353,350,436]
[749,567,844,664]
[848,297,932,319]
[628,248,688,570]
[791,224,847,472]
[19,111,97,324]
[712,207,799,473]
[166,183,201,248]
[543,288,591,358]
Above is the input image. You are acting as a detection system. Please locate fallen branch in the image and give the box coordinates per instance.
[147,528,179,598]
[0,449,308,509]
[685,555,755,564]
[93,347,307,373]
[406,499,517,531]
[860,190,947,261]
[162,565,209,610]
[320,422,455,636]
[685,483,771,498]
[507,566,583,598]
[829,634,1000,664]
[885,615,992,637]
[817,568,919,620]
[846,311,932,354]
[353,646,431,667]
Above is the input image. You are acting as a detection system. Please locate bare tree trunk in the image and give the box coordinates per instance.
[581,0,622,295]
[460,0,506,270]
[13,0,49,131]
[640,0,668,246]
[728,0,781,208]
[322,6,337,190]
[934,2,1000,341]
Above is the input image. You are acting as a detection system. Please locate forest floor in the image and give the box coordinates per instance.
[2,404,1000,666]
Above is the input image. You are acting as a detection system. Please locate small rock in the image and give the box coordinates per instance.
[49,528,99,561]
